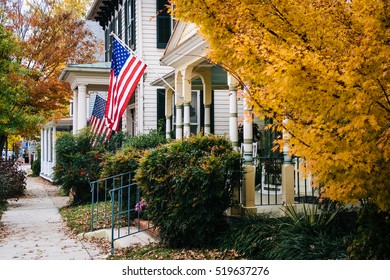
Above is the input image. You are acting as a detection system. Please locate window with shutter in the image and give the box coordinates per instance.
[125,0,136,50]
[156,0,171,48]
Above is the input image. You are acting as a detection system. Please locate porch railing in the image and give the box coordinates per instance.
[254,156,318,206]
[90,172,152,254]
[90,172,132,231]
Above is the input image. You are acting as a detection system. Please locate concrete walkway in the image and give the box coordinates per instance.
[0,175,108,260]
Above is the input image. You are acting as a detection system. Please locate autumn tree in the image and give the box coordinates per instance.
[171,0,390,211]
[0,0,100,151]
[0,22,39,152]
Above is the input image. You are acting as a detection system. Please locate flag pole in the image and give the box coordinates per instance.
[110,32,176,93]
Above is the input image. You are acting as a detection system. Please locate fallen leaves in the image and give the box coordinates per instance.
[107,243,244,260]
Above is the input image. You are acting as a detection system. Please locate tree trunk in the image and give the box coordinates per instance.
[0,134,7,154]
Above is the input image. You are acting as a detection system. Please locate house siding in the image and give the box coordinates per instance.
[138,0,173,134]
[213,90,244,137]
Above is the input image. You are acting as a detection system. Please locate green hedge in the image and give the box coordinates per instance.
[123,129,167,150]
[53,130,104,204]
[135,134,242,248]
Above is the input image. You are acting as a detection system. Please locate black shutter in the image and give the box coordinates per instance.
[156,0,171,48]
[157,89,166,134]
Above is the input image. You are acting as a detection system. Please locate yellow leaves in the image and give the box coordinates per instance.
[173,0,390,211]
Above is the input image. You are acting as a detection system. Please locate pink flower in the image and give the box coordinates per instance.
[135,199,148,212]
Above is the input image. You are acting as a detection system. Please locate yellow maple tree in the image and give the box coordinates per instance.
[171,0,390,211]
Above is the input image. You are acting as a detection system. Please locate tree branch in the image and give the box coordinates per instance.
[378,78,390,107]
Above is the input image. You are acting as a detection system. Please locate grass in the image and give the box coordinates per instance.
[59,202,244,260]
[60,202,112,234]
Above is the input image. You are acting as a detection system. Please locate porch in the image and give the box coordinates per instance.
[153,21,319,213]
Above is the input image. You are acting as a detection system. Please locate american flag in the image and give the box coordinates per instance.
[105,37,147,131]
[90,95,112,143]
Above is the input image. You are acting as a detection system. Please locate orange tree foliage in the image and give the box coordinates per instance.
[171,0,390,211]
[0,0,98,139]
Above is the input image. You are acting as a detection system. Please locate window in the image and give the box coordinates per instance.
[118,8,122,39]
[125,0,136,50]
[104,28,111,62]
[190,91,200,134]
[156,0,171,48]
[70,101,74,117]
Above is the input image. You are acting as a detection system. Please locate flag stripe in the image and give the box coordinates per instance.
[90,95,112,145]
[104,37,147,131]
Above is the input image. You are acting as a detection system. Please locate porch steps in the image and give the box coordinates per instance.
[78,227,156,249]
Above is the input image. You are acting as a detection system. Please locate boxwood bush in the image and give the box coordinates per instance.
[123,129,167,150]
[135,134,242,248]
[100,146,142,179]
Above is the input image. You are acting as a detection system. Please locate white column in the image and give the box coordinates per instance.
[243,96,254,163]
[48,127,52,162]
[183,103,190,137]
[198,68,212,135]
[228,74,239,151]
[72,90,78,134]
[175,71,183,139]
[40,129,44,174]
[77,84,87,131]
[204,106,211,135]
[176,104,183,139]
[52,126,57,164]
[183,67,193,138]
[166,117,172,139]
[43,128,48,175]
[165,88,173,140]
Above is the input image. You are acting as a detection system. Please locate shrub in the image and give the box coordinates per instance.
[267,204,354,260]
[218,214,277,259]
[31,157,41,177]
[135,134,242,248]
[123,129,167,150]
[100,146,142,179]
[53,130,104,204]
[348,203,390,259]
[218,204,357,260]
[0,159,26,201]
[106,131,129,152]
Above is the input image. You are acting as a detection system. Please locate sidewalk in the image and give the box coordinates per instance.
[0,174,108,260]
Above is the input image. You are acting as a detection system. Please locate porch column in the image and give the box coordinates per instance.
[282,118,295,206]
[228,74,239,151]
[243,96,254,162]
[197,68,212,135]
[72,90,78,134]
[183,66,193,138]
[52,126,57,165]
[77,84,87,131]
[165,88,173,140]
[48,127,52,162]
[40,129,44,175]
[241,92,256,215]
[43,128,48,175]
[175,71,183,139]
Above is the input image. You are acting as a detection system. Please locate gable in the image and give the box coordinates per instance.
[164,21,198,56]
